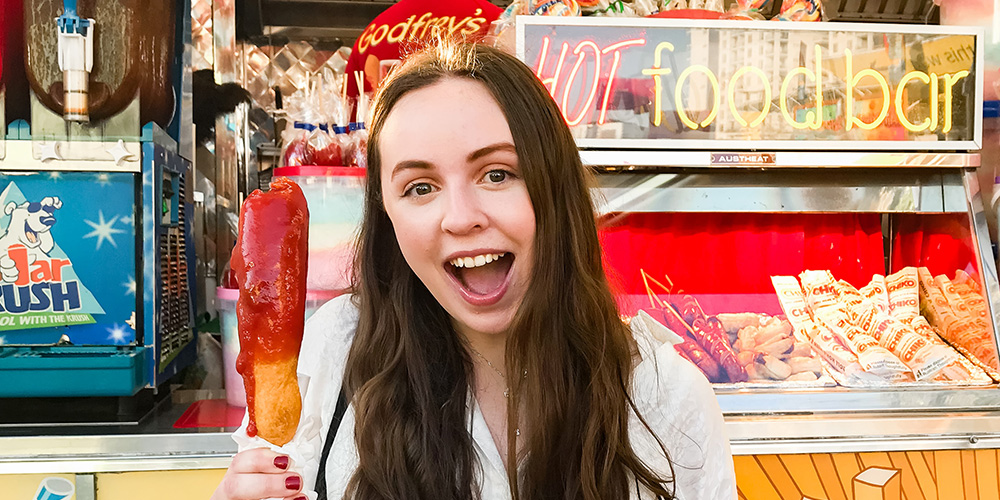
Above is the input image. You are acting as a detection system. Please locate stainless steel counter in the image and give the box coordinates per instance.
[0,390,237,474]
[5,390,1000,475]
[728,411,1000,455]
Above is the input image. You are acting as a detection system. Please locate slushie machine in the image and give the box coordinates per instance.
[0,0,196,417]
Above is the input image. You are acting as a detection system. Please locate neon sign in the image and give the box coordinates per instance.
[520,20,980,148]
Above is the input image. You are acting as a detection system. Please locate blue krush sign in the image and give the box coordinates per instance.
[0,172,137,346]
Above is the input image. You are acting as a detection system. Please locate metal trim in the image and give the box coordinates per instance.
[964,170,1000,367]
[0,456,233,474]
[717,387,1000,415]
[574,139,981,152]
[727,411,1000,455]
[0,141,141,173]
[516,16,984,36]
[0,432,235,457]
[581,151,981,168]
[517,15,984,35]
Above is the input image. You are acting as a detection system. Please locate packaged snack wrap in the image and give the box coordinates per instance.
[935,274,993,335]
[859,275,890,315]
[955,269,982,292]
[901,315,984,382]
[846,300,957,380]
[812,307,910,380]
[770,275,817,341]
[917,268,1000,372]
[953,281,989,320]
[799,270,840,312]
[886,267,920,319]
[833,280,864,307]
[811,326,879,386]
[935,275,971,316]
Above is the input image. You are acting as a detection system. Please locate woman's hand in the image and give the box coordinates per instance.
[211,448,305,500]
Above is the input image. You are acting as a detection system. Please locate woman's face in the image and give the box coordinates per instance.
[379,78,536,340]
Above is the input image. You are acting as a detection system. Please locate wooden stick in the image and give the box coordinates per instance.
[354,70,365,96]
[641,270,666,309]
[641,269,673,295]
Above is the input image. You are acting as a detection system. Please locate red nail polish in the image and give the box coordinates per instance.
[295,497,307,500]
[273,455,289,470]
[286,475,301,490]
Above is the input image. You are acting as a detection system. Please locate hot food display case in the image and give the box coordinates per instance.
[518,17,1000,499]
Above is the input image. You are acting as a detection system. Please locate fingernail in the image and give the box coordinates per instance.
[286,475,301,490]
[295,497,307,500]
[273,455,289,470]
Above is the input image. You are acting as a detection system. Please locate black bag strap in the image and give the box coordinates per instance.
[315,388,349,500]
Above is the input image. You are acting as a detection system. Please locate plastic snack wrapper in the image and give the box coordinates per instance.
[526,0,582,16]
[773,0,821,20]
[349,122,368,169]
[886,267,920,319]
[917,267,1000,374]
[812,306,911,381]
[282,123,317,167]
[859,275,890,315]
[724,0,772,20]
[770,275,818,342]
[845,299,958,381]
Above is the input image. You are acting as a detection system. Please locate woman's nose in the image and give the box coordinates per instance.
[440,186,488,234]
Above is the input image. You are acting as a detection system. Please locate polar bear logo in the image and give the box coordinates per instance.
[0,197,62,283]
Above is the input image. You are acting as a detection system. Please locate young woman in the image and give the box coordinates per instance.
[213,42,734,500]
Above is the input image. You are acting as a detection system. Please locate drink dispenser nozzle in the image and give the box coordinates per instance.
[56,0,95,122]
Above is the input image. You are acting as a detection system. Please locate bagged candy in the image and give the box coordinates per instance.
[349,122,368,169]
[774,0,821,21]
[312,125,343,166]
[282,123,316,167]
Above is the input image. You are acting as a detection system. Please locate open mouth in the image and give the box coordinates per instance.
[23,222,38,245]
[445,252,515,299]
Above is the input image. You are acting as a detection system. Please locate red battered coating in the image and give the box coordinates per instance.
[230,177,309,439]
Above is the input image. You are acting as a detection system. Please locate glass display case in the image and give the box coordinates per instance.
[519,17,1000,498]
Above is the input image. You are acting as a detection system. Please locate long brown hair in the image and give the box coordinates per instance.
[345,42,674,500]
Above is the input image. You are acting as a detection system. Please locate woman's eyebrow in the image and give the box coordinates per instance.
[390,159,433,180]
[467,142,516,163]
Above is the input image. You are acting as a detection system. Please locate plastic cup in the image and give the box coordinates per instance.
[217,287,339,407]
[35,477,74,500]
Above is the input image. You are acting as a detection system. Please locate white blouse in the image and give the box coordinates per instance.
[235,295,736,499]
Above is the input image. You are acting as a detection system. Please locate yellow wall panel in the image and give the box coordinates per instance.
[756,455,802,499]
[858,453,895,470]
[734,455,782,500]
[923,451,936,478]
[961,450,980,500]
[0,474,77,500]
[907,451,938,500]
[781,454,827,500]
[974,450,999,500]
[813,453,850,500]
[832,452,864,499]
[887,451,926,500]
[96,470,226,500]
[934,450,963,500]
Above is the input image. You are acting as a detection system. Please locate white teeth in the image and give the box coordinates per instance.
[449,253,506,269]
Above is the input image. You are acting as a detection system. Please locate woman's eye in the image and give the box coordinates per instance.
[486,170,508,183]
[405,183,434,197]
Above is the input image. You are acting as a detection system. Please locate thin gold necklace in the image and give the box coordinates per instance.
[468,345,521,437]
[468,345,509,399]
